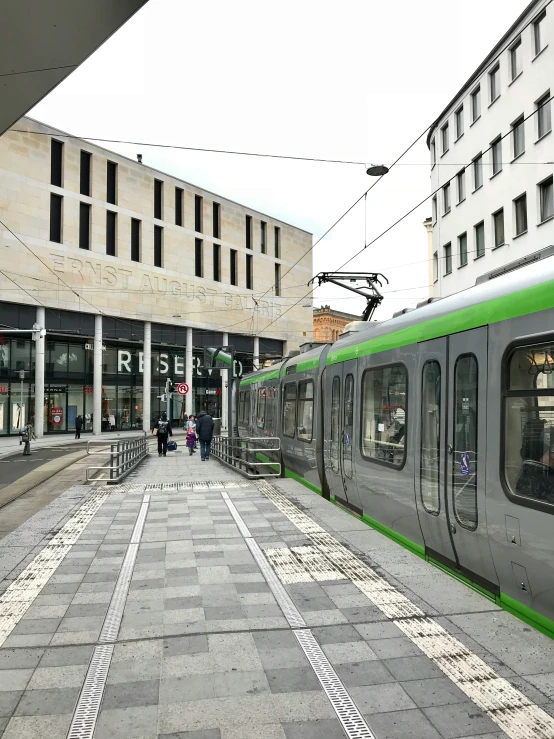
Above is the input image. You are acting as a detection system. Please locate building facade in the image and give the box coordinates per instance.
[428,0,553,298]
[0,117,313,436]
[313,305,359,342]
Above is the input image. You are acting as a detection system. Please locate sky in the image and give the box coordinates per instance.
[30,0,527,321]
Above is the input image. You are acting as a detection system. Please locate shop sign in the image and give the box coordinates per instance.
[205,389,221,395]
[51,407,63,425]
[85,343,106,351]
[48,386,66,393]
[0,386,7,393]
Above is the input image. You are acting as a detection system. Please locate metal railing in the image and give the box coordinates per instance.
[210,436,281,477]
[86,433,149,483]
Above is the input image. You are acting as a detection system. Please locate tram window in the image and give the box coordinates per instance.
[504,342,554,508]
[257,390,266,429]
[239,391,244,422]
[283,383,296,437]
[452,355,478,530]
[343,374,354,479]
[265,387,276,435]
[244,390,251,426]
[297,381,314,442]
[420,361,441,514]
[331,376,341,473]
[361,364,407,468]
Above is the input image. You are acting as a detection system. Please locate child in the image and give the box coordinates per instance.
[186,427,197,456]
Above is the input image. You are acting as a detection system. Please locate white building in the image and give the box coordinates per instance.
[428,0,553,298]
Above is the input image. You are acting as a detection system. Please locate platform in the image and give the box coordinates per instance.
[0,449,553,739]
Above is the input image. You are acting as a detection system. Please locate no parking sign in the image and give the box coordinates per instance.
[177,383,189,396]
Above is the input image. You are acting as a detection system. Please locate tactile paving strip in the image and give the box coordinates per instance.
[103,480,253,493]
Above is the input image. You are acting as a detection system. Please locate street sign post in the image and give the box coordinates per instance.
[177,383,189,396]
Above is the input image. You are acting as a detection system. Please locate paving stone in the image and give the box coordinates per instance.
[423,701,500,738]
[362,707,443,739]
[102,679,159,710]
[0,691,22,716]
[368,637,423,659]
[282,719,346,738]
[158,730,221,739]
[213,670,270,697]
[400,677,469,708]
[383,656,446,681]
[1,712,73,739]
[266,665,321,694]
[14,687,80,716]
[311,624,363,644]
[0,651,43,670]
[39,646,93,667]
[335,660,395,687]
[94,705,159,739]
[12,618,62,635]
[159,675,216,703]
[163,635,209,658]
[322,641,378,664]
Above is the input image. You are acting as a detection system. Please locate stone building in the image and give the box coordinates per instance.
[313,305,359,342]
[0,117,313,436]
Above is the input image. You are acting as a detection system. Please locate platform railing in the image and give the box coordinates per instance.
[210,436,281,478]
[85,433,149,483]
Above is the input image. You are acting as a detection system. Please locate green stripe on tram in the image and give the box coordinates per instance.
[295,357,320,373]
[240,368,281,386]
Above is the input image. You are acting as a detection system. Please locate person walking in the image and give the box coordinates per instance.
[75,414,83,440]
[186,426,196,456]
[153,412,172,457]
[195,410,214,461]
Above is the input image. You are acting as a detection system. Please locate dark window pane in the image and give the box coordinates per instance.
[230,249,237,286]
[175,187,183,226]
[154,179,163,220]
[297,380,314,442]
[361,364,407,467]
[331,376,340,471]
[275,264,281,296]
[195,238,203,277]
[343,375,354,477]
[213,202,220,238]
[274,226,280,258]
[246,215,252,249]
[131,218,141,262]
[154,225,163,267]
[106,211,116,256]
[80,151,91,196]
[421,361,441,514]
[50,194,62,243]
[79,202,90,250]
[261,221,266,253]
[246,254,253,290]
[452,355,478,530]
[283,383,296,437]
[195,195,203,232]
[213,243,220,281]
[107,161,117,204]
[51,139,63,187]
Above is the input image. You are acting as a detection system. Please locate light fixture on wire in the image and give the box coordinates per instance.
[366,164,389,176]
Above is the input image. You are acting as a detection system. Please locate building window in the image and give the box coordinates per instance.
[154,225,163,267]
[489,64,500,104]
[510,37,522,79]
[230,249,237,286]
[246,253,253,290]
[80,151,91,196]
[458,232,468,267]
[274,226,280,258]
[493,208,505,247]
[431,138,436,166]
[442,182,451,214]
[514,194,527,236]
[537,92,552,139]
[474,221,485,258]
[361,364,407,468]
[473,153,483,190]
[261,220,267,253]
[213,243,221,282]
[471,86,481,122]
[195,238,203,277]
[534,10,546,56]
[51,139,63,187]
[106,211,116,256]
[432,195,437,223]
[433,251,438,282]
[195,194,203,232]
[107,161,117,205]
[441,122,449,154]
[245,215,252,250]
[443,243,452,274]
[175,187,183,226]
[131,218,141,262]
[275,263,281,296]
[154,179,163,220]
[49,194,62,243]
[455,106,464,139]
[512,116,525,158]
[491,137,502,176]
[79,202,91,250]
[539,175,554,222]
[457,169,465,203]
[213,202,220,239]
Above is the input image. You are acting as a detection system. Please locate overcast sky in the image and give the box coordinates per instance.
[31,0,526,321]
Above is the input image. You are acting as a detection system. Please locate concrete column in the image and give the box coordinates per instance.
[34,307,45,438]
[143,321,151,432]
[221,332,228,431]
[185,327,193,416]
[253,336,260,371]
[93,315,102,435]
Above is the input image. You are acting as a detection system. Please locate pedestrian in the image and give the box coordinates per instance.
[75,414,83,440]
[195,410,214,461]
[153,412,172,457]
[108,412,115,431]
[186,426,196,456]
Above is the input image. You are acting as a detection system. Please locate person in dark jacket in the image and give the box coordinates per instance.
[153,412,172,457]
[75,415,83,440]
[195,411,214,461]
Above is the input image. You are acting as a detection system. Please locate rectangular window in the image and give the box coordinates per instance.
[331,376,341,471]
[230,249,237,286]
[433,251,438,282]
[154,225,163,267]
[256,390,266,429]
[213,243,221,281]
[537,92,552,139]
[361,364,407,468]
[452,354,478,530]
[441,122,449,154]
[49,194,62,243]
[431,139,436,166]
[51,139,63,187]
[106,210,116,256]
[512,116,525,158]
[195,194,203,232]
[245,215,252,249]
[246,253,253,290]
[80,151,91,196]
[458,232,468,266]
[131,218,141,262]
[471,86,481,122]
[444,242,452,274]
[455,106,464,139]
[107,161,117,205]
[261,220,267,253]
[443,182,451,214]
[283,383,297,437]
[489,64,500,103]
[275,263,281,296]
[514,194,528,235]
[457,169,465,203]
[154,179,163,220]
[534,10,546,55]
[195,238,203,277]
[493,208,505,247]
[297,380,314,442]
[491,137,502,175]
[274,226,280,258]
[474,221,485,258]
[421,360,441,514]
[432,195,437,223]
[473,153,483,189]
[175,187,183,226]
[79,202,90,250]
[539,176,554,222]
[213,201,220,238]
[510,37,522,79]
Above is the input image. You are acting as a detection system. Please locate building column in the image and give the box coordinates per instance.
[93,315,102,435]
[143,321,151,432]
[253,336,259,371]
[34,307,45,438]
[221,332,228,431]
[185,327,193,417]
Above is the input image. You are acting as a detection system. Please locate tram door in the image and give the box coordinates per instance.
[329,362,361,511]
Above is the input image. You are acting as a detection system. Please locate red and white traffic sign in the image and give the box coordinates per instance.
[177,383,189,395]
